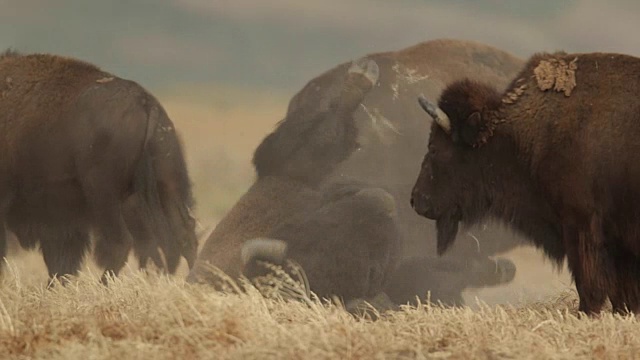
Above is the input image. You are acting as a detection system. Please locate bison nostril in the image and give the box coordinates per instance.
[411,192,432,216]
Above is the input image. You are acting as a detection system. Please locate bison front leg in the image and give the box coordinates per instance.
[563,215,613,315]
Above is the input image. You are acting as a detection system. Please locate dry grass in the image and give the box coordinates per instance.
[1,251,639,360]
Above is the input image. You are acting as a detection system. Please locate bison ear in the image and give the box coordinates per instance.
[459,112,482,146]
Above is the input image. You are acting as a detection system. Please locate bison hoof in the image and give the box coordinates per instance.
[345,292,398,320]
[494,258,517,284]
[348,57,380,86]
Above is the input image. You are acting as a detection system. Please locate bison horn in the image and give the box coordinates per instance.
[418,96,451,134]
[241,238,288,266]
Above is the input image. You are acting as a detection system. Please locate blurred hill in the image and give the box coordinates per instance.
[2,0,640,95]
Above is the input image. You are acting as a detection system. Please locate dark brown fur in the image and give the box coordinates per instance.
[411,51,640,315]
[0,51,197,282]
[244,182,402,304]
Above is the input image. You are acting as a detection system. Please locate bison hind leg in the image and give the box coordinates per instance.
[79,169,135,284]
[39,224,91,285]
[122,195,168,274]
[94,217,133,285]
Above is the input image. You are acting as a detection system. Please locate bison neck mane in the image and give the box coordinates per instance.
[467,132,565,266]
[455,52,580,266]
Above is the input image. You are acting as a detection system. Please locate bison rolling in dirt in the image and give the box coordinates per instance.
[188,39,526,306]
[411,51,640,315]
[0,50,198,283]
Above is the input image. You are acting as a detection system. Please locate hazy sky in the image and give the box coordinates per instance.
[1,1,639,94]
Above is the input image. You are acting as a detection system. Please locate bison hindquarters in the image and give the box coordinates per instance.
[255,185,402,304]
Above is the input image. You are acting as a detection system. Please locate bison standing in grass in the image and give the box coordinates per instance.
[188,39,527,308]
[411,51,640,315]
[0,50,198,283]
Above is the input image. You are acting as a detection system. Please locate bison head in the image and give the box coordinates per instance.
[410,79,503,255]
[252,58,380,187]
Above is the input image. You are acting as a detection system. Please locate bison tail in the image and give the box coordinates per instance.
[241,238,288,267]
[128,112,174,272]
[143,97,198,273]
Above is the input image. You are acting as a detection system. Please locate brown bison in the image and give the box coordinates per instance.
[411,51,640,315]
[241,181,401,307]
[0,50,198,283]
[188,39,526,303]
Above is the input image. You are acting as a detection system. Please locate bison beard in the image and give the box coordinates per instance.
[436,212,460,256]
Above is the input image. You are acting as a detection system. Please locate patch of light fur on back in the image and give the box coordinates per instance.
[390,62,430,101]
[359,103,402,145]
[391,62,429,101]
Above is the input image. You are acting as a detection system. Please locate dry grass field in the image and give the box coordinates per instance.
[1,251,638,360]
[1,86,638,359]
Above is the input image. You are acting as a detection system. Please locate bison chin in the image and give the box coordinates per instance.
[436,211,461,255]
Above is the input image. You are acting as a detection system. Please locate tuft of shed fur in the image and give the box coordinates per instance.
[533,57,578,96]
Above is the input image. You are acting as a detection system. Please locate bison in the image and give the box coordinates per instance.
[0,50,198,283]
[241,181,401,308]
[188,39,526,305]
[410,51,640,315]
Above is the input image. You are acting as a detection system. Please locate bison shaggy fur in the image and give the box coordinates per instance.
[411,51,640,315]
